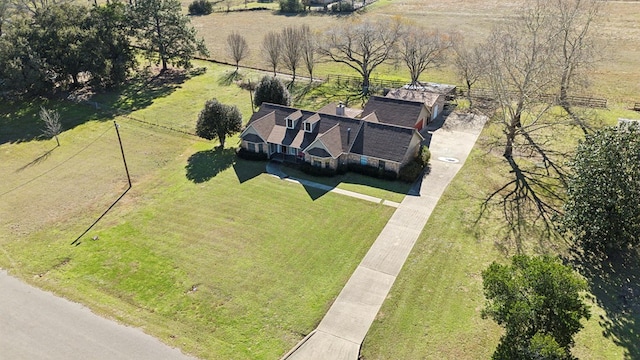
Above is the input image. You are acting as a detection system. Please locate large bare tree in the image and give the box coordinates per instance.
[452,39,488,109]
[280,25,303,83]
[480,0,568,241]
[300,25,318,82]
[261,31,281,77]
[399,27,454,85]
[553,0,599,134]
[226,31,249,71]
[319,18,402,94]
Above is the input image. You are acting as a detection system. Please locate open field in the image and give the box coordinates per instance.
[0,63,398,359]
[187,0,640,103]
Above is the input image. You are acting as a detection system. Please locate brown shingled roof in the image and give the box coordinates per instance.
[361,96,425,128]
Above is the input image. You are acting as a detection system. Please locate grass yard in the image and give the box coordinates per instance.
[360,110,640,359]
[0,64,396,359]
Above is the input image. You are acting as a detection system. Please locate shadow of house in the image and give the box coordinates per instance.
[185,148,236,183]
[570,250,640,359]
[232,158,265,184]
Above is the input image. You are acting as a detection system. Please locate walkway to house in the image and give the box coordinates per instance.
[265,162,401,208]
[281,111,487,360]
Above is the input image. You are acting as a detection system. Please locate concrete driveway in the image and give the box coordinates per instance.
[282,111,487,360]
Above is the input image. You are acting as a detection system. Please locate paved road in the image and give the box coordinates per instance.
[282,112,487,360]
[0,270,195,360]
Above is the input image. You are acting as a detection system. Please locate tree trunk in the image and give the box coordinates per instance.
[54,135,60,147]
[466,80,473,109]
[362,72,370,95]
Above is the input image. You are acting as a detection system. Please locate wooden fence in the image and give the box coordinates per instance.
[457,87,607,109]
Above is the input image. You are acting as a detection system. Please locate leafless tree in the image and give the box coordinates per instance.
[479,0,568,241]
[553,0,600,135]
[300,25,318,82]
[399,27,454,85]
[40,106,62,146]
[223,0,233,12]
[319,17,402,94]
[226,31,249,71]
[453,39,488,109]
[280,25,303,83]
[262,31,281,77]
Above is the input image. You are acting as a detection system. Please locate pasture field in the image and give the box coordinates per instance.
[0,62,400,359]
[187,0,640,103]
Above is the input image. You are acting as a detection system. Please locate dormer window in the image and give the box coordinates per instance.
[286,110,303,129]
[303,113,320,133]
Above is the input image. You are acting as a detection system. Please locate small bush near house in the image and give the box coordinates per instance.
[348,163,397,181]
[330,1,354,13]
[237,147,268,161]
[189,0,213,15]
[300,162,337,177]
[279,0,304,13]
[399,145,431,182]
[418,145,431,166]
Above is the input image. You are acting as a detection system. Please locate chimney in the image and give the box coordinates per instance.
[347,127,351,143]
[336,101,345,116]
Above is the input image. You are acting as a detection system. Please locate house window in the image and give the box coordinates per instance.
[287,119,294,128]
[360,156,368,165]
[378,160,386,170]
[304,122,312,132]
[258,143,264,153]
[248,143,255,152]
[313,160,321,167]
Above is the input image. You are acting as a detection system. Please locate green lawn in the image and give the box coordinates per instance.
[360,116,637,359]
[0,66,395,359]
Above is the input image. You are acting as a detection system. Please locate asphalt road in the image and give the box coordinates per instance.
[0,270,196,360]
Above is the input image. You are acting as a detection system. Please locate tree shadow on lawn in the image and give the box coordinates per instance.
[96,68,191,115]
[569,249,640,359]
[1,69,199,145]
[185,147,237,183]
[15,146,58,172]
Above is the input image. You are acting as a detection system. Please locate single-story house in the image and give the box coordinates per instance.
[240,101,424,175]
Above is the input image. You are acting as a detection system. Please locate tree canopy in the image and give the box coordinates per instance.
[253,76,291,107]
[131,0,208,72]
[563,124,640,254]
[196,99,243,148]
[482,255,590,360]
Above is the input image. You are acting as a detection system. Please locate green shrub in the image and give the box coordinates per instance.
[279,0,304,13]
[254,75,291,107]
[237,147,268,161]
[399,160,425,183]
[330,1,354,13]
[300,162,337,177]
[418,145,431,166]
[348,163,397,180]
[188,0,213,15]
